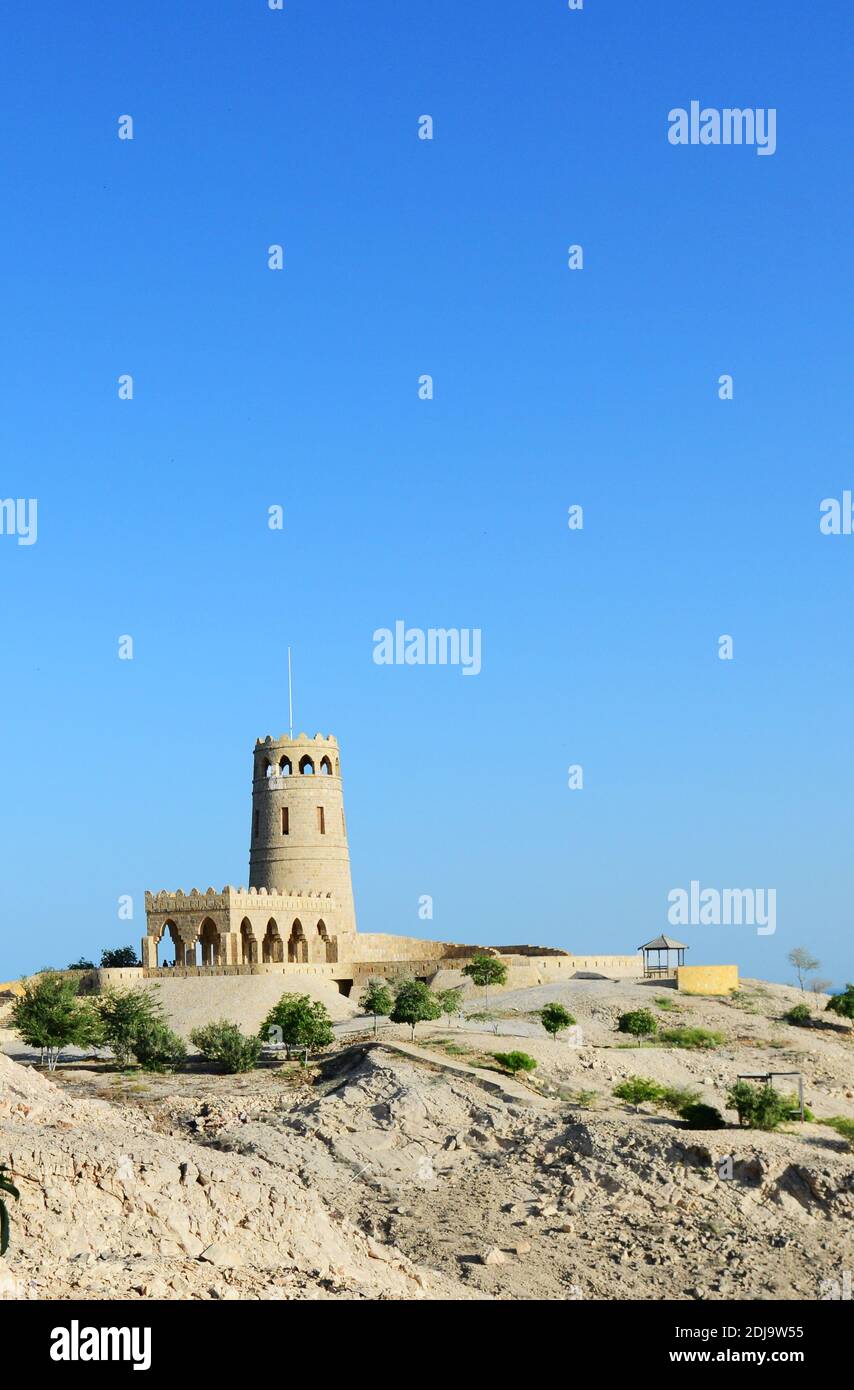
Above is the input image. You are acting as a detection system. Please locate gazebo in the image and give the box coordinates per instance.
[638,934,688,979]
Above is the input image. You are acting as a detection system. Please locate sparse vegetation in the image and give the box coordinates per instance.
[190,1020,262,1072]
[461,953,508,1007]
[657,1084,702,1114]
[389,980,442,1040]
[659,1026,724,1049]
[492,1050,537,1076]
[540,1003,575,1041]
[654,996,678,1012]
[618,1009,658,1041]
[820,1116,854,1149]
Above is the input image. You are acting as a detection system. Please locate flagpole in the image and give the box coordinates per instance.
[288,647,294,740]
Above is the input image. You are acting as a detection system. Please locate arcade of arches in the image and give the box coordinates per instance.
[150,915,337,968]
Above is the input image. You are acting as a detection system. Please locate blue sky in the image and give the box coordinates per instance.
[1,1,852,986]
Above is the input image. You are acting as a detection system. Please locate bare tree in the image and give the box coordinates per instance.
[788,947,820,992]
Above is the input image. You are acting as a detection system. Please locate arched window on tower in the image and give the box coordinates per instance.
[319,756,332,775]
[279,756,292,776]
[299,755,315,775]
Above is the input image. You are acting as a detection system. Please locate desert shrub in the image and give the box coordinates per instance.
[784,1003,812,1026]
[11,974,103,1070]
[618,1009,658,1040]
[657,1084,702,1114]
[260,993,335,1061]
[659,1027,724,1049]
[613,1076,663,1108]
[680,1102,726,1130]
[97,986,165,1067]
[390,980,442,1040]
[726,1081,791,1131]
[130,1017,187,1072]
[492,1051,537,1076]
[820,1117,854,1149]
[778,1092,813,1122]
[190,1020,261,1073]
[826,984,854,1022]
[654,996,678,1012]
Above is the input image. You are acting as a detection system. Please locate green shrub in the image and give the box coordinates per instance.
[617,1009,658,1040]
[654,996,678,1011]
[680,1102,726,1129]
[190,1020,261,1073]
[492,1051,537,1076]
[820,1116,854,1149]
[613,1076,663,1108]
[826,984,854,1022]
[100,946,140,969]
[130,1017,187,1072]
[726,1080,791,1131]
[436,987,464,1026]
[659,1027,724,1049]
[784,1003,812,1026]
[657,1084,702,1114]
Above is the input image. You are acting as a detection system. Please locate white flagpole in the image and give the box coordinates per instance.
[288,647,294,740]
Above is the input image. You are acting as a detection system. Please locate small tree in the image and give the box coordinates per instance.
[788,946,820,992]
[97,986,165,1067]
[784,1003,812,1027]
[461,953,508,1008]
[100,946,140,969]
[826,983,854,1024]
[540,1003,575,1042]
[11,974,103,1070]
[260,993,334,1064]
[390,980,442,1041]
[492,1051,537,1077]
[190,1020,261,1073]
[809,978,832,1000]
[360,980,393,1037]
[617,1009,658,1041]
[0,1164,20,1256]
[436,987,464,1028]
[67,957,96,971]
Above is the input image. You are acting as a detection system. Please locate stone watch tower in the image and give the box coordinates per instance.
[249,733,357,935]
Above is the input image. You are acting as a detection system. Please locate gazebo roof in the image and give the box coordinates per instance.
[638,934,688,951]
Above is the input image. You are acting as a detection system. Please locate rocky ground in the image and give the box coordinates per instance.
[1,977,852,1301]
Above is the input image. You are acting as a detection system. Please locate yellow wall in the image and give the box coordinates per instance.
[677,964,739,995]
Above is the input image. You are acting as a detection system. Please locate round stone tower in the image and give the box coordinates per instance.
[249,733,357,934]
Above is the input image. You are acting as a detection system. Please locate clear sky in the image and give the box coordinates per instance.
[1,1,852,987]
